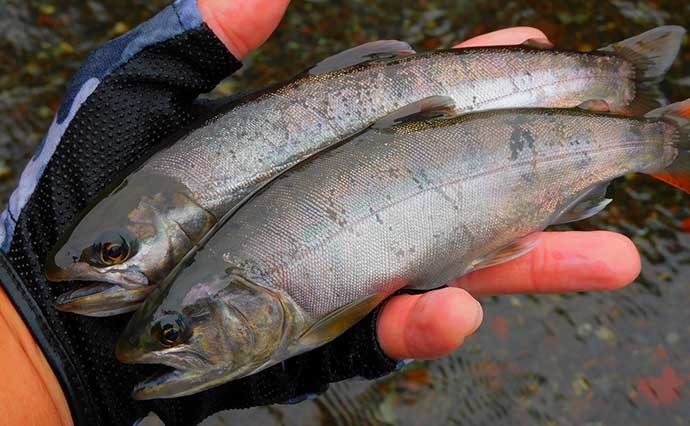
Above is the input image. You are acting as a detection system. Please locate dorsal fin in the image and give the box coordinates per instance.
[373,96,459,129]
[309,40,416,75]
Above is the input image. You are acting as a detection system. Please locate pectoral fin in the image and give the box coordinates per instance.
[298,293,387,349]
[309,40,416,75]
[468,233,540,272]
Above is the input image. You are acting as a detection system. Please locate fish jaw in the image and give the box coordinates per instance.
[126,349,271,400]
[117,335,246,400]
[45,258,149,289]
[131,366,240,400]
[54,283,154,317]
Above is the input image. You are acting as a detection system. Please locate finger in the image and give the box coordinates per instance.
[453,26,550,48]
[453,231,641,297]
[377,287,483,360]
[198,0,291,59]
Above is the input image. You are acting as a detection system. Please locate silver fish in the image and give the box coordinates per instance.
[47,26,685,316]
[116,98,690,399]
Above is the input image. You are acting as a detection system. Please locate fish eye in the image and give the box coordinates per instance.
[100,240,129,265]
[88,230,137,267]
[161,323,179,345]
[153,313,190,347]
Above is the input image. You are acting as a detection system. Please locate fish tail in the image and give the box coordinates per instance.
[645,99,690,193]
[601,26,686,115]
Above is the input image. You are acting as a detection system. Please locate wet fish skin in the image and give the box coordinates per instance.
[48,26,686,316]
[46,174,216,290]
[117,101,690,399]
[146,47,639,214]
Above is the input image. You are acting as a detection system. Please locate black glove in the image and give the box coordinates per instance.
[0,2,397,425]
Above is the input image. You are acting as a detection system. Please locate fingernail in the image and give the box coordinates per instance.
[523,37,554,49]
[471,299,483,333]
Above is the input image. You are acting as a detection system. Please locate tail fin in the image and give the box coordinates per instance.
[600,26,686,115]
[645,99,690,193]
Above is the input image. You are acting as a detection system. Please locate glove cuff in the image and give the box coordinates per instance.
[0,250,92,425]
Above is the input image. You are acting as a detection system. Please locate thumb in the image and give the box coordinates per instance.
[377,287,483,360]
[198,0,290,59]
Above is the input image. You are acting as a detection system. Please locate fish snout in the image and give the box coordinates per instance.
[45,253,74,282]
[116,338,143,364]
[116,325,152,364]
[45,262,69,282]
[45,245,84,282]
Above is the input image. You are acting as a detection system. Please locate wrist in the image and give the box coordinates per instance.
[0,287,72,426]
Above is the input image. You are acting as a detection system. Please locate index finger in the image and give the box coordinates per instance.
[453,26,551,48]
[453,231,641,297]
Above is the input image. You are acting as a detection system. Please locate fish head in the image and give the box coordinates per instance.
[47,175,215,315]
[47,222,148,288]
[116,269,290,399]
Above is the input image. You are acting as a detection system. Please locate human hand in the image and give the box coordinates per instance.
[375,28,641,360]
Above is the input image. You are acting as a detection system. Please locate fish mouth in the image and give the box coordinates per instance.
[55,283,154,317]
[118,344,226,400]
[127,357,279,399]
[46,260,149,289]
[130,360,253,400]
[118,340,252,399]
[131,367,213,400]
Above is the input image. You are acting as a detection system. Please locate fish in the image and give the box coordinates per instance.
[115,97,690,399]
[46,26,685,316]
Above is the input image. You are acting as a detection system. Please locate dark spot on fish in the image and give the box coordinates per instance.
[576,151,594,168]
[324,205,341,224]
[629,123,644,141]
[385,167,402,178]
[370,207,384,225]
[509,122,536,160]
[521,171,536,184]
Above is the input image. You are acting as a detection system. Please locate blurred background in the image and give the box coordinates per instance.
[1,1,690,425]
